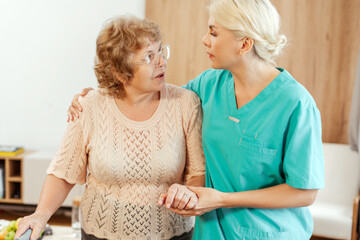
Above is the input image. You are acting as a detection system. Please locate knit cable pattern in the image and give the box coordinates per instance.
[47,84,205,240]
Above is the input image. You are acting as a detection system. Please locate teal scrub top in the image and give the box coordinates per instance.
[183,68,324,240]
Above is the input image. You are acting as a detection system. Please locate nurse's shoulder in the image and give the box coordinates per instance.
[184,69,231,99]
[166,83,201,112]
[278,70,318,111]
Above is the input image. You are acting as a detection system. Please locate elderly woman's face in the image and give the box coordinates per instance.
[125,41,167,94]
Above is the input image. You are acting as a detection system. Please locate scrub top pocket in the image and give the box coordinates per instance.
[235,135,284,191]
[237,134,278,159]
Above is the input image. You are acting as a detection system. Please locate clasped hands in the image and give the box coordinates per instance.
[158,183,221,217]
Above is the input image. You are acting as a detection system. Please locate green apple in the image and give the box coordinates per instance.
[4,231,15,240]
[7,222,16,232]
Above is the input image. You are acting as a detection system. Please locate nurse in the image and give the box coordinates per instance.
[68,0,324,239]
[162,0,324,239]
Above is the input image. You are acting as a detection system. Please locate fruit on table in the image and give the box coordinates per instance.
[7,221,16,233]
[0,217,22,240]
[4,231,15,240]
[0,217,45,240]
[0,229,7,240]
[15,218,21,230]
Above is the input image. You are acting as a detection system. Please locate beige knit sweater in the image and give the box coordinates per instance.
[47,84,205,240]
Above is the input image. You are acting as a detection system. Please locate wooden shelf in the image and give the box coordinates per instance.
[0,151,32,203]
[8,177,22,182]
[0,198,23,204]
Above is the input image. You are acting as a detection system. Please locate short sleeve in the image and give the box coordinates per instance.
[182,71,208,101]
[182,91,205,183]
[47,96,91,185]
[283,102,324,189]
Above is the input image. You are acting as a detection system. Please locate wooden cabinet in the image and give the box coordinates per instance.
[0,152,29,203]
[0,150,83,206]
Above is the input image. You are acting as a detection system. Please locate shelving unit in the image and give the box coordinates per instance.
[0,150,83,207]
[0,152,28,204]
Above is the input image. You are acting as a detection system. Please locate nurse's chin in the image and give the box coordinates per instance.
[209,62,227,70]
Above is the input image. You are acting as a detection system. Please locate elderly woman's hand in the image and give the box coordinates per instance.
[67,87,94,122]
[167,186,223,217]
[14,212,49,240]
[158,183,198,210]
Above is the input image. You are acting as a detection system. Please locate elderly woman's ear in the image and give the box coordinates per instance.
[111,67,126,84]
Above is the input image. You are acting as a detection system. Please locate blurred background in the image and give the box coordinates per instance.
[0,0,145,151]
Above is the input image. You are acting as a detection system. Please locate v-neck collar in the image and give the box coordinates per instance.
[227,68,290,117]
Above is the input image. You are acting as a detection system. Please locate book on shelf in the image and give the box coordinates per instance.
[0,145,24,156]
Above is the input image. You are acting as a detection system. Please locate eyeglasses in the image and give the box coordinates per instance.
[139,44,170,66]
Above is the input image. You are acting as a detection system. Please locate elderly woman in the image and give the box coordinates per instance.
[15,16,205,240]
[68,0,324,239]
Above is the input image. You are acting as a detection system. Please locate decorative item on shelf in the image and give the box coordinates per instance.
[11,189,20,199]
[0,146,24,157]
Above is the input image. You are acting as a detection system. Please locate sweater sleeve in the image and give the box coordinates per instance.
[182,91,205,183]
[46,94,92,185]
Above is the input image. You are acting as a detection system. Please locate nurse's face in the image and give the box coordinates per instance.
[202,16,241,70]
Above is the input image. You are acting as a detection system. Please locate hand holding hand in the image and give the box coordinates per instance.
[67,87,94,122]
[158,183,198,210]
[14,212,49,240]
[168,186,223,217]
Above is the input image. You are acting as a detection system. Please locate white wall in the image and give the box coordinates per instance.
[0,0,145,151]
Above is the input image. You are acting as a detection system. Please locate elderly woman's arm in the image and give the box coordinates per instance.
[17,94,90,239]
[15,175,74,239]
[158,92,205,210]
[186,175,205,187]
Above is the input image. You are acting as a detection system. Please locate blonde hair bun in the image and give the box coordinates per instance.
[209,0,287,65]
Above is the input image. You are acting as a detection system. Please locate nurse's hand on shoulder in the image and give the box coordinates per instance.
[67,87,94,122]
[168,186,223,217]
[158,183,198,210]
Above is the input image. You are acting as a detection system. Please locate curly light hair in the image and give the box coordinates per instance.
[94,16,161,97]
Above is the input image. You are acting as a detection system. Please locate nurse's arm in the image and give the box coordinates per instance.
[168,183,317,217]
[219,183,318,209]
